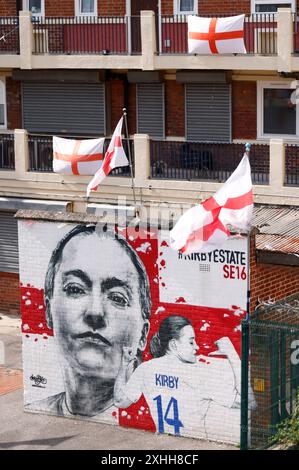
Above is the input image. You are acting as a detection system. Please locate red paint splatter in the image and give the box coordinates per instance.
[175,297,187,304]
[20,284,53,337]
[161,240,169,247]
[161,283,166,288]
[160,259,166,268]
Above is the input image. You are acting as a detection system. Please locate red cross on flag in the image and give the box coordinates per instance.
[87,117,129,196]
[53,136,104,175]
[170,154,253,255]
[188,15,246,55]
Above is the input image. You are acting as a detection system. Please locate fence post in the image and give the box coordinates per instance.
[141,11,156,70]
[277,8,293,72]
[19,10,33,69]
[14,129,29,177]
[133,134,151,183]
[270,139,285,189]
[241,319,249,450]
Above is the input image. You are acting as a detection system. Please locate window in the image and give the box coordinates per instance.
[75,0,97,17]
[0,78,7,129]
[174,0,198,15]
[23,0,45,16]
[257,82,298,138]
[251,0,295,13]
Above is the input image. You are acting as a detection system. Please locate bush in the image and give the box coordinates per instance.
[270,389,299,450]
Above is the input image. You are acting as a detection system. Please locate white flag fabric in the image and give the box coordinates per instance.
[87,117,129,197]
[170,154,253,255]
[53,136,104,175]
[188,15,246,55]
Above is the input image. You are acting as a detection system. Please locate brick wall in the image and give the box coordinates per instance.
[0,272,20,315]
[250,236,299,312]
[128,83,137,135]
[199,1,251,15]
[46,1,74,16]
[98,1,126,16]
[232,81,257,140]
[0,0,17,16]
[6,77,21,130]
[165,80,185,137]
[110,78,125,131]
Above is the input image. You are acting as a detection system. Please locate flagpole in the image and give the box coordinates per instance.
[122,107,137,209]
[245,142,251,320]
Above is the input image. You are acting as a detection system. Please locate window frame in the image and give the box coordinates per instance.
[0,78,7,130]
[75,0,98,17]
[257,81,298,139]
[173,0,198,16]
[250,0,295,13]
[22,0,45,17]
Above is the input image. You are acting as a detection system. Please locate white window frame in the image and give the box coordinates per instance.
[22,0,45,17]
[251,0,295,13]
[0,78,7,130]
[173,0,198,15]
[75,0,98,17]
[257,81,298,139]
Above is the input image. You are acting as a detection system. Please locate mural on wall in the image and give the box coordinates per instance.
[19,220,253,444]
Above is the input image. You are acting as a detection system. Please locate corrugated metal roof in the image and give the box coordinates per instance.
[256,234,299,255]
[253,205,299,238]
[253,205,299,255]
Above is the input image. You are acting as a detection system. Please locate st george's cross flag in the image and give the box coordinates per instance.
[87,117,129,196]
[188,14,246,55]
[170,154,253,255]
[53,136,105,175]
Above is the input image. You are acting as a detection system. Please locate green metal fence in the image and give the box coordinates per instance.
[241,295,299,449]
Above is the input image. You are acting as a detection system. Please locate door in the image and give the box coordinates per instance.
[130,0,159,53]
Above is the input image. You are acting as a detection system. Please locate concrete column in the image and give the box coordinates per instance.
[133,134,151,182]
[141,11,156,70]
[14,129,29,177]
[277,8,293,73]
[269,138,285,188]
[19,11,33,69]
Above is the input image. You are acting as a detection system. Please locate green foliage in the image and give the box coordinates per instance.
[270,389,299,450]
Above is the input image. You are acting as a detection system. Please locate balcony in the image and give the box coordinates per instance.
[0,130,298,209]
[0,8,297,72]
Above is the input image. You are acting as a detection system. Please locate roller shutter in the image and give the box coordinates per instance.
[137,83,165,139]
[22,82,105,135]
[186,83,231,142]
[0,211,18,273]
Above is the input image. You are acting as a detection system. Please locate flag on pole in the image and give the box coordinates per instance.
[87,117,129,197]
[188,14,246,55]
[53,136,104,175]
[170,154,253,255]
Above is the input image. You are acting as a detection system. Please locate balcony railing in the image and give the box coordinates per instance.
[32,16,141,55]
[0,17,19,54]
[159,14,277,55]
[285,144,299,186]
[0,133,15,170]
[28,133,134,176]
[150,140,269,184]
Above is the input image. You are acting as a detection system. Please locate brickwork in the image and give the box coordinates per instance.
[250,236,299,312]
[98,1,126,16]
[46,1,74,16]
[6,77,21,130]
[165,80,185,137]
[0,272,20,315]
[232,81,257,140]
[0,1,17,16]
[199,0,251,15]
[110,79,125,131]
[128,83,137,135]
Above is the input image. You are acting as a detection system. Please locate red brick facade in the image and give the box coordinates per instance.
[46,1,74,16]
[250,236,299,313]
[232,81,257,140]
[165,80,185,137]
[110,78,125,131]
[199,1,251,15]
[0,0,17,16]
[6,77,21,130]
[0,272,20,315]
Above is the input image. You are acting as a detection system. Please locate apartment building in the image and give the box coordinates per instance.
[0,0,298,316]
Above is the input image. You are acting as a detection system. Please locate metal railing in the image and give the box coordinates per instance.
[0,133,15,170]
[32,16,141,55]
[0,17,19,54]
[150,140,269,184]
[28,133,134,176]
[285,144,299,186]
[159,14,277,55]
